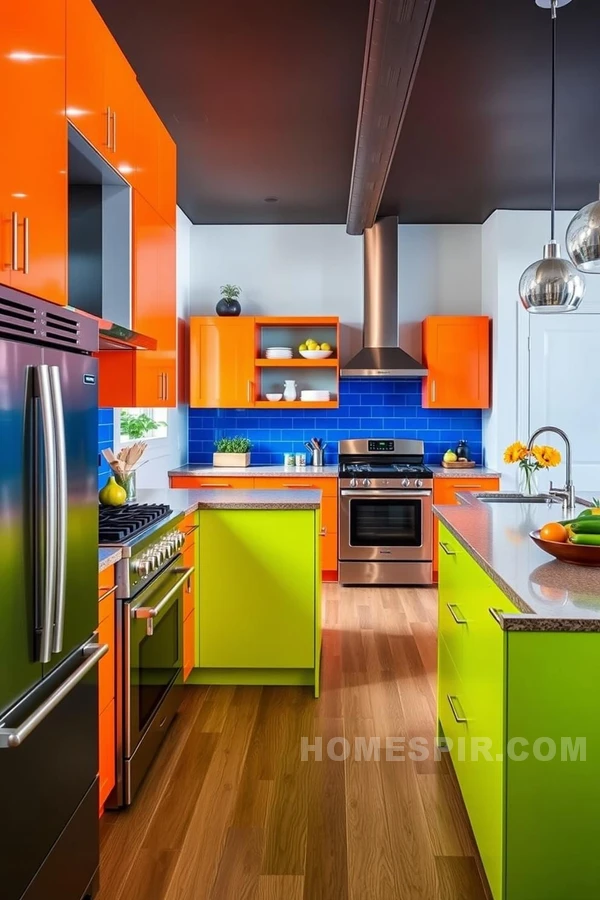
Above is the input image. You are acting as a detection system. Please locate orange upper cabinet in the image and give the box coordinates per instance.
[0,0,67,305]
[422,316,490,409]
[133,90,176,226]
[190,318,257,408]
[157,123,177,228]
[67,0,136,179]
[66,0,106,153]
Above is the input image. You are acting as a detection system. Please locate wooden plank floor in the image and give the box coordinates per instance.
[97,585,490,900]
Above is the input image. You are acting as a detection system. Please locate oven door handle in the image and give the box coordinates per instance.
[340,490,432,498]
[132,566,194,636]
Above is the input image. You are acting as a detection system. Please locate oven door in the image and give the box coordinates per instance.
[125,558,190,757]
[339,489,433,561]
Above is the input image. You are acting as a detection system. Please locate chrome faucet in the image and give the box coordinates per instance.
[527,426,576,512]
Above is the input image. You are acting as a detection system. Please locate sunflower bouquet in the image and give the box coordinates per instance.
[503,441,562,495]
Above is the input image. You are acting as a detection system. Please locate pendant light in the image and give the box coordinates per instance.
[519,0,585,313]
[566,189,600,273]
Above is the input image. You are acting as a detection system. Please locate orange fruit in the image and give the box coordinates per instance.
[540,522,568,543]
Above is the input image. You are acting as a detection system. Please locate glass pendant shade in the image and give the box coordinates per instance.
[519,241,585,312]
[566,197,600,273]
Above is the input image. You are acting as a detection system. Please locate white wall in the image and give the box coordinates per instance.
[482,209,600,483]
[121,206,193,488]
[189,224,482,363]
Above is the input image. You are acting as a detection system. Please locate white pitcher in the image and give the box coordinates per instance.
[283,380,297,401]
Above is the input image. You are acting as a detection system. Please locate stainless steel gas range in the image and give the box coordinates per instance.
[99,503,194,807]
[338,439,433,585]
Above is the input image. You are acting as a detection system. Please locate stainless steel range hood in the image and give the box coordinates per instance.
[341,216,428,377]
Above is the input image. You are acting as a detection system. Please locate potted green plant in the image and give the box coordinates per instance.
[213,435,252,467]
[216,284,242,317]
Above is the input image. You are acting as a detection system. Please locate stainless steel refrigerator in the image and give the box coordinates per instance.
[0,287,106,900]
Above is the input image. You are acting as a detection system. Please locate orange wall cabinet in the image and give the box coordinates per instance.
[99,192,176,407]
[422,316,490,409]
[432,475,499,576]
[133,91,177,228]
[188,316,340,409]
[1,0,67,305]
[98,567,117,815]
[190,317,257,408]
[158,124,177,228]
[67,0,136,178]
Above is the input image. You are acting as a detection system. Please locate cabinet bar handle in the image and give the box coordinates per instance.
[439,541,456,556]
[201,483,232,488]
[463,485,483,490]
[247,379,253,402]
[447,694,467,724]
[23,217,29,274]
[447,603,467,625]
[284,484,317,488]
[319,526,327,536]
[112,111,117,152]
[164,371,169,401]
[106,106,112,149]
[489,607,504,627]
[11,212,18,270]
[98,585,118,604]
[431,380,436,402]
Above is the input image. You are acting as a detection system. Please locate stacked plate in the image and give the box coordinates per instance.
[265,347,293,359]
[300,390,330,402]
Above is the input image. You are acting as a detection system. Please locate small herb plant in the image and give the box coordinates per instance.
[120,410,166,440]
[220,284,242,305]
[215,436,252,453]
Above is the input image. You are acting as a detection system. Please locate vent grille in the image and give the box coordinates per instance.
[0,291,97,353]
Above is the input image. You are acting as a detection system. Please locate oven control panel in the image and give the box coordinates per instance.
[368,439,395,452]
[130,529,186,581]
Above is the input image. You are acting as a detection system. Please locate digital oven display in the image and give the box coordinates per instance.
[368,440,394,452]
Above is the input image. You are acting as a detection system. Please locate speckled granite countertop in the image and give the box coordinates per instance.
[168,464,338,478]
[434,492,600,632]
[136,487,321,513]
[429,465,500,478]
[98,548,122,571]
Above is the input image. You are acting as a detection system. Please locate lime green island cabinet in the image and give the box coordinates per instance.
[179,491,322,697]
[435,498,600,900]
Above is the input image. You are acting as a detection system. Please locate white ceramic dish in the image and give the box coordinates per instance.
[265,393,283,401]
[300,390,330,401]
[299,350,333,359]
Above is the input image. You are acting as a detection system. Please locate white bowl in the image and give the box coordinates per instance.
[299,350,333,359]
[265,393,283,402]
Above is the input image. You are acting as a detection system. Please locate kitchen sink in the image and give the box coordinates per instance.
[475,492,562,504]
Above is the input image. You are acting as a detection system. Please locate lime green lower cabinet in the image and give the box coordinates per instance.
[187,508,321,696]
[437,521,600,899]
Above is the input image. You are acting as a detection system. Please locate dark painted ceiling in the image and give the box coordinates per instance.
[93,0,369,224]
[381,0,600,223]
[95,0,600,226]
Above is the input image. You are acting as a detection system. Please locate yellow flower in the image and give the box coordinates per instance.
[503,441,528,464]
[532,445,561,468]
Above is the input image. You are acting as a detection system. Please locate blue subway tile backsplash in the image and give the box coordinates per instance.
[98,407,114,490]
[188,378,482,466]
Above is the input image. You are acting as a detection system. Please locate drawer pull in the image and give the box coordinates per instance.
[489,607,504,627]
[284,484,317,488]
[447,694,467,724]
[439,541,456,556]
[447,603,467,625]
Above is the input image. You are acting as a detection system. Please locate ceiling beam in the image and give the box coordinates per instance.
[346,0,437,235]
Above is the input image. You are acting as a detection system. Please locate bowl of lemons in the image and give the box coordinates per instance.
[298,339,333,359]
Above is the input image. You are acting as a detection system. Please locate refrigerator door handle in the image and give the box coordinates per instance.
[49,366,67,654]
[36,366,58,664]
[0,643,108,748]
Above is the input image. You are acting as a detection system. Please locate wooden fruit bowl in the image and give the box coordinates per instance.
[530,530,600,567]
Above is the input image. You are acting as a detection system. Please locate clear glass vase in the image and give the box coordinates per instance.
[518,464,539,496]
[115,469,136,501]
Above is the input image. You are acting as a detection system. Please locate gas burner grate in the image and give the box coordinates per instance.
[98,503,172,543]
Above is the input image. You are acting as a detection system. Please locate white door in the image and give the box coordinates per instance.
[529,315,600,492]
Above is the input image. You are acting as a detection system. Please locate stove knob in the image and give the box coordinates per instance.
[362,478,371,487]
[133,557,150,578]
[402,478,410,488]
[416,479,423,488]
[349,478,357,488]
[176,531,185,550]
[154,546,165,564]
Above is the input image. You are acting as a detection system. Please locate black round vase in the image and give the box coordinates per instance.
[216,298,241,317]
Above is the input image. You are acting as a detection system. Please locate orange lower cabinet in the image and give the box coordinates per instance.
[99,699,115,814]
[169,476,255,489]
[97,612,114,717]
[255,477,337,496]
[321,530,338,577]
[183,544,196,620]
[183,612,195,681]
[433,476,499,576]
